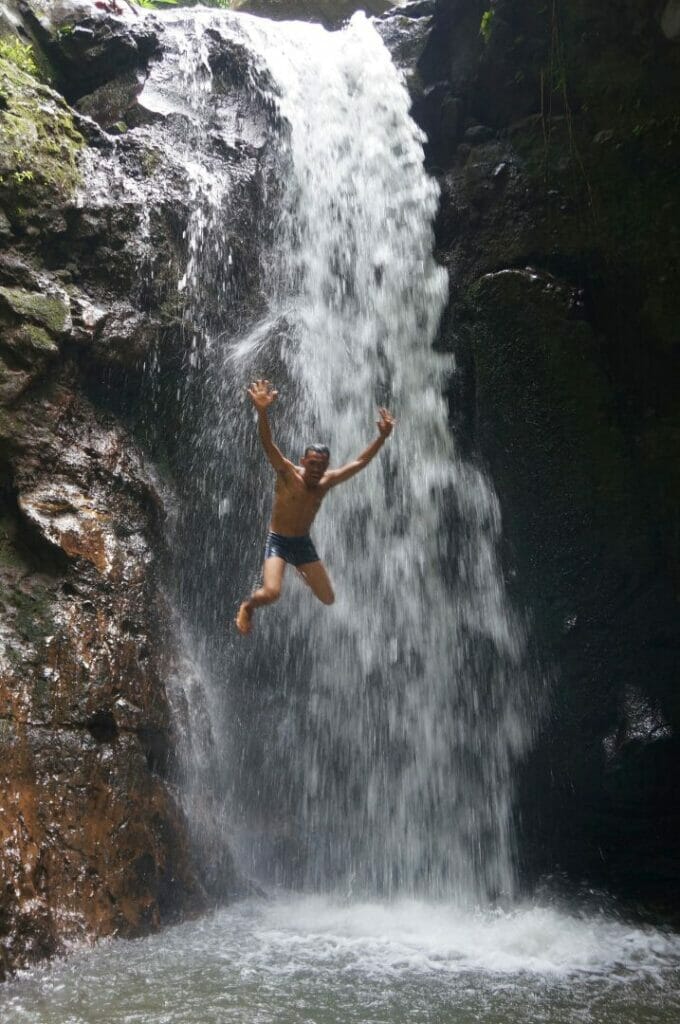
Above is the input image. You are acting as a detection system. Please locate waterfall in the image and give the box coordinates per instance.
[142,9,532,905]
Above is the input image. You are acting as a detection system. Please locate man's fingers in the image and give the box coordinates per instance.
[247,380,278,405]
[376,406,396,435]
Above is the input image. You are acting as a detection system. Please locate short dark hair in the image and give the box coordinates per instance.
[303,443,330,459]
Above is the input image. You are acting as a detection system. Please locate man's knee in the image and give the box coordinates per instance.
[321,590,335,606]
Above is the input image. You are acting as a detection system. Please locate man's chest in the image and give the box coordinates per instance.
[277,478,325,513]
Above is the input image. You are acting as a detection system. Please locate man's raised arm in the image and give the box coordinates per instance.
[325,407,395,488]
[247,379,294,475]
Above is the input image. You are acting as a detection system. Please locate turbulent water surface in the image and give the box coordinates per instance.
[3,896,680,1023]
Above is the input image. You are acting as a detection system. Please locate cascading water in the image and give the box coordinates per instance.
[142,8,532,905]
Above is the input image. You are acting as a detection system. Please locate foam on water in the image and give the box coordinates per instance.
[262,897,680,978]
[3,898,679,1024]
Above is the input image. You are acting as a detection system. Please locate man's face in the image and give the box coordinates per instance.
[301,451,329,484]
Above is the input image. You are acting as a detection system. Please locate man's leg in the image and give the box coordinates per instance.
[235,556,286,635]
[296,560,335,606]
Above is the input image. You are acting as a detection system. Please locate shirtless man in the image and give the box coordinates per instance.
[235,379,395,636]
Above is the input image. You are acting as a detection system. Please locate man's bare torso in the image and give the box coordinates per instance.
[270,467,329,536]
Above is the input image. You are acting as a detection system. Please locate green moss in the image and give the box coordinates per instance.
[0,287,69,335]
[0,56,84,222]
[480,9,494,44]
[14,323,58,355]
[7,581,55,642]
[140,148,162,177]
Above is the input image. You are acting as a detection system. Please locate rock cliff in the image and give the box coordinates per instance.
[0,0,266,974]
[419,0,680,911]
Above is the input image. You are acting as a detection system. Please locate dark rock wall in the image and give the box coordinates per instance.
[420,0,680,909]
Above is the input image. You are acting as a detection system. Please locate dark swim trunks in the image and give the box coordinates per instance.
[264,531,320,566]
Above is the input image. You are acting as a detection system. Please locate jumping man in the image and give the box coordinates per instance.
[235,379,395,635]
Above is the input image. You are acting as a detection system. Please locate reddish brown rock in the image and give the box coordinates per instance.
[0,375,206,975]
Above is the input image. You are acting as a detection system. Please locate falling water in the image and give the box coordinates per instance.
[141,9,532,904]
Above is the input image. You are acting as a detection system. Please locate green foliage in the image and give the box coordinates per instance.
[480,9,494,44]
[131,0,231,8]
[132,0,178,8]
[12,169,34,185]
[0,36,38,77]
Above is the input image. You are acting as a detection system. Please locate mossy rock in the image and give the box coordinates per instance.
[0,54,83,225]
[0,286,69,335]
[2,322,58,360]
[0,322,59,402]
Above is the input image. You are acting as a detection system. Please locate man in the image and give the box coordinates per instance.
[235,379,395,636]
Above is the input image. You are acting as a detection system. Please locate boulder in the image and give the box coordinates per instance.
[0,285,71,335]
[660,0,680,41]
[375,5,434,91]
[18,0,161,100]
[76,68,145,130]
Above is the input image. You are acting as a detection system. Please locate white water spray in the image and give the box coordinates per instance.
[144,9,533,904]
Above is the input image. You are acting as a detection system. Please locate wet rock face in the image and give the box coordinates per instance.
[0,376,208,973]
[422,0,680,909]
[18,0,161,102]
[0,3,269,976]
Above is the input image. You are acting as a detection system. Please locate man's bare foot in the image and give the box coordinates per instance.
[235,601,253,636]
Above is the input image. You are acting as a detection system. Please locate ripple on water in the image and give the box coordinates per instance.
[2,897,680,1024]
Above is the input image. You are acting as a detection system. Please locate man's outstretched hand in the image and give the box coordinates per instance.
[247,379,278,411]
[377,407,396,438]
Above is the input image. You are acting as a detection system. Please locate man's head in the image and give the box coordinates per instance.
[301,443,330,484]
